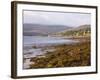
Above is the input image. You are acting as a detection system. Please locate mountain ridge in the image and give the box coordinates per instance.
[23,24,72,36]
[53,24,91,37]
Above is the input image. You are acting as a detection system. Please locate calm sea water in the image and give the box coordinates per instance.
[24,36,78,46]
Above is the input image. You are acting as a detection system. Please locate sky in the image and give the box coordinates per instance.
[23,10,91,27]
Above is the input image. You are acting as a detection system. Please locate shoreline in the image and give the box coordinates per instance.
[28,41,90,69]
[23,36,90,69]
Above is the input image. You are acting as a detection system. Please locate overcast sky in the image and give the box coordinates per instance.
[23,10,91,27]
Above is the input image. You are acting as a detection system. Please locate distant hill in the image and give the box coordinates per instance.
[72,25,91,31]
[23,31,48,36]
[23,24,72,36]
[53,25,91,37]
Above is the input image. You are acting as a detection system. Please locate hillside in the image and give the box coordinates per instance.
[23,24,72,36]
[53,25,91,37]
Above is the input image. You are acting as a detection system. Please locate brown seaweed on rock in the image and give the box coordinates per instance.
[29,41,91,69]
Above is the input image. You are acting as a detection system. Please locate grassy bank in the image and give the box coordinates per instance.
[29,41,91,69]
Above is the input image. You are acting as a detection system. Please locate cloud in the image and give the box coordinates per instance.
[23,10,91,27]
